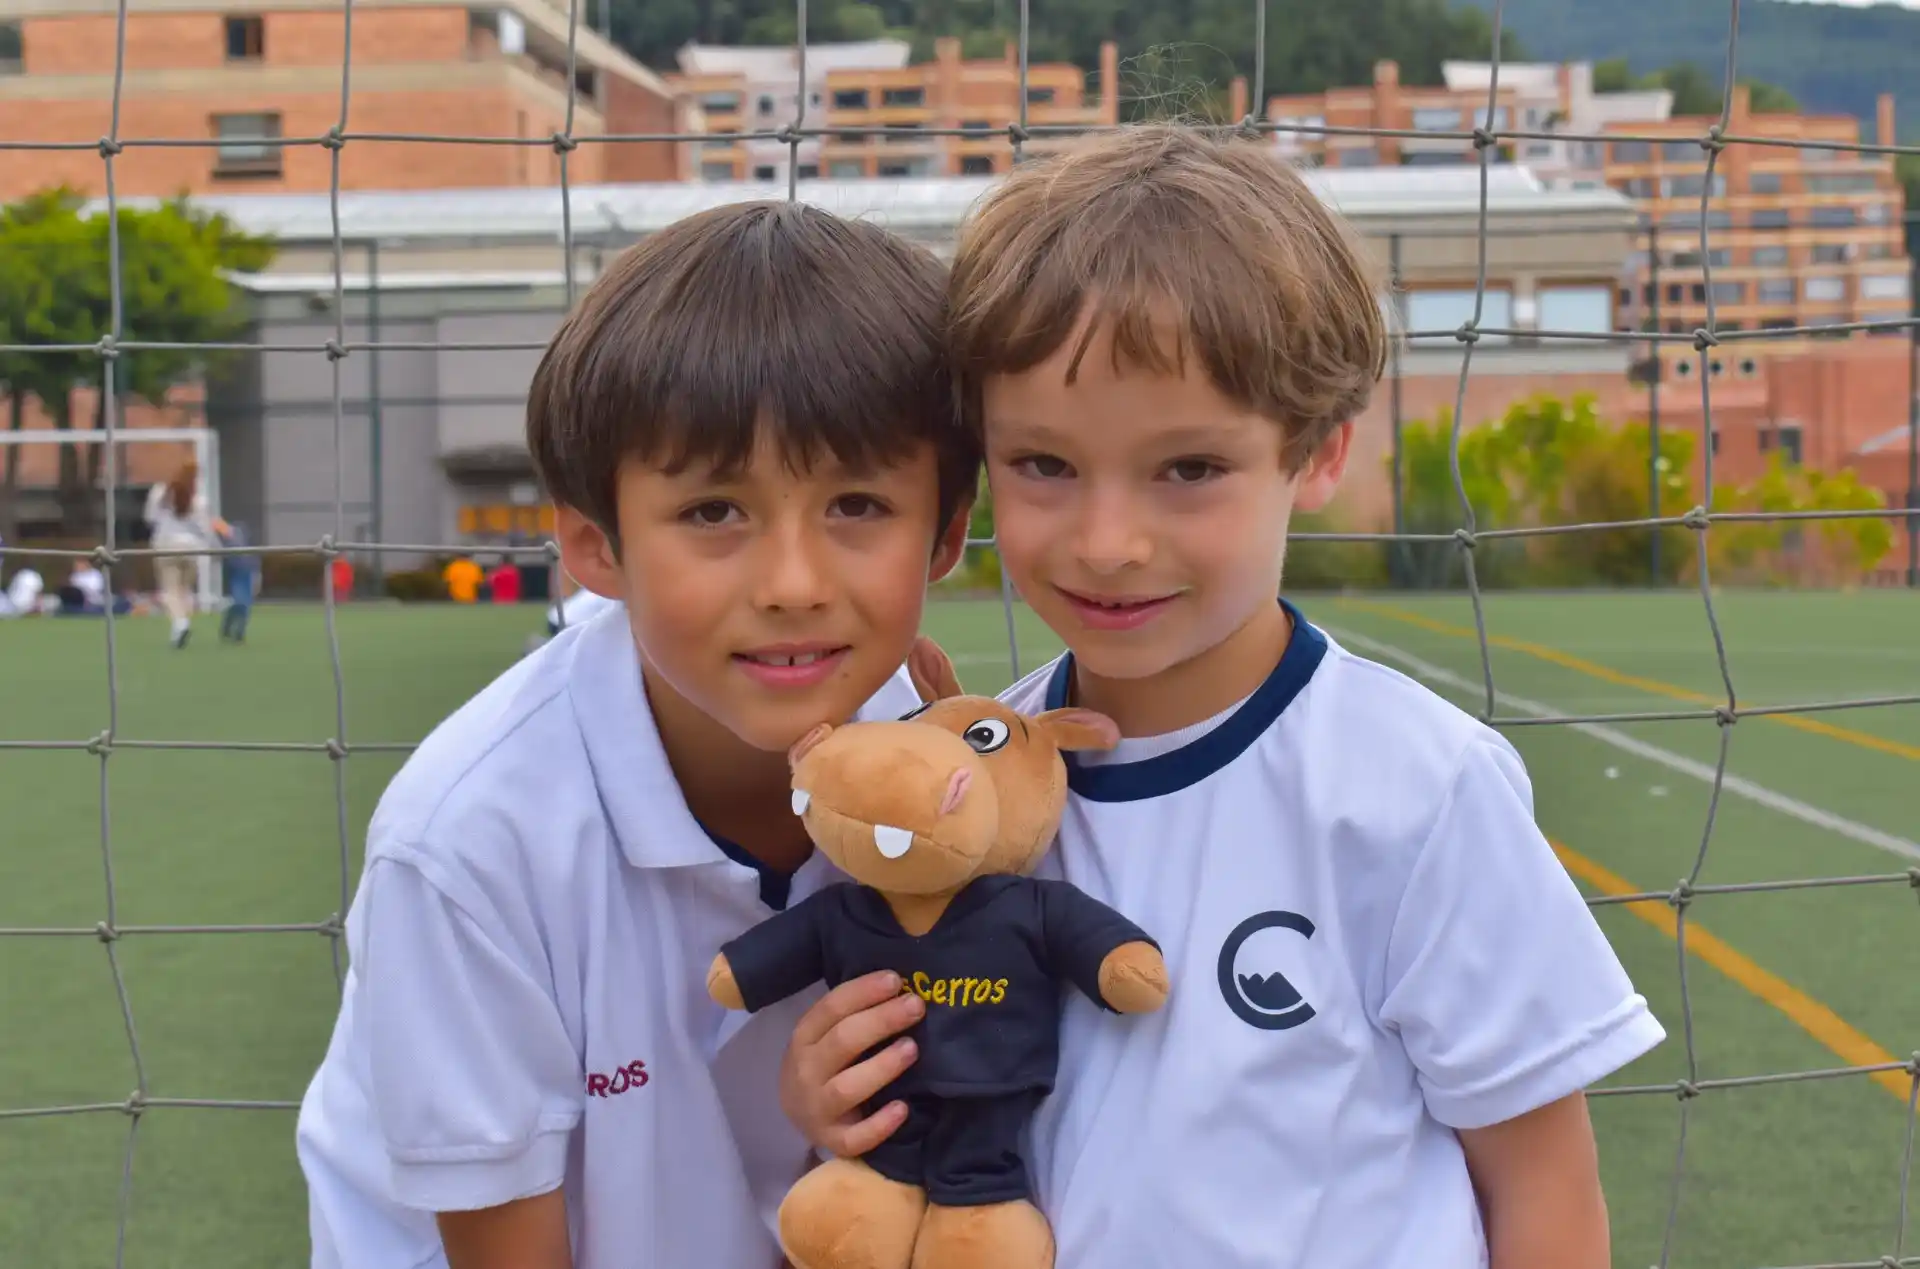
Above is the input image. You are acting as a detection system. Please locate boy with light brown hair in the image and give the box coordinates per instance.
[780,126,1662,1269]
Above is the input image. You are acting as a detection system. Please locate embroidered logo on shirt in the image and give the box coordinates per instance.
[586,1059,650,1097]
[901,971,1009,1007]
[1217,910,1317,1031]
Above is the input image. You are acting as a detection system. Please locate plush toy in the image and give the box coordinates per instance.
[707,641,1171,1269]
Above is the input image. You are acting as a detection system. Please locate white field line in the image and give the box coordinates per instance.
[1325,625,1920,866]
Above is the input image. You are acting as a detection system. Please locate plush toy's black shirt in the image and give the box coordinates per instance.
[723,873,1154,1097]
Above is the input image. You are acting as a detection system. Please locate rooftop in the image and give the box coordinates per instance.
[90,163,1638,246]
[674,40,912,79]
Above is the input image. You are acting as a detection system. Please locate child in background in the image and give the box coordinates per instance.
[220,521,260,642]
[487,557,522,604]
[444,554,482,603]
[782,126,1663,1269]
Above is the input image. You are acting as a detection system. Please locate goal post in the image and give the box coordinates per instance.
[0,426,224,610]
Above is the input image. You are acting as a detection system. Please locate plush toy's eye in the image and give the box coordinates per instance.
[961,718,1011,754]
[899,702,933,721]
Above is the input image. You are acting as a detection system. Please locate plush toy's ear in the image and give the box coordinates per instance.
[788,723,833,770]
[1035,707,1121,753]
[906,634,964,704]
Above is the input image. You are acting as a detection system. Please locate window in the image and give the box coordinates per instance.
[1748,208,1790,229]
[699,91,740,112]
[1748,172,1783,194]
[1611,140,1652,163]
[212,112,282,176]
[1330,146,1376,167]
[1803,173,1878,194]
[701,139,733,152]
[832,89,868,110]
[1404,287,1512,346]
[1756,278,1794,303]
[1862,273,1911,301]
[1811,243,1851,265]
[1666,283,1684,304]
[1708,281,1745,303]
[1775,425,1802,465]
[1660,140,1700,162]
[225,15,264,61]
[1802,276,1845,303]
[796,164,818,180]
[960,155,994,175]
[1667,174,1726,198]
[1536,286,1612,337]
[1402,150,1466,166]
[753,165,776,181]
[1411,107,1461,131]
[1750,245,1789,267]
[1472,106,1508,130]
[834,132,864,144]
[0,21,21,74]
[881,87,924,108]
[1808,206,1856,228]
[1761,317,1794,330]
[961,119,993,133]
[883,123,923,142]
[1025,87,1055,105]
[700,162,734,182]
[1863,203,1890,224]
[757,95,775,116]
[828,160,864,178]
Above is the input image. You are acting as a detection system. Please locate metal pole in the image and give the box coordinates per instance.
[1647,219,1663,586]
[1389,231,1406,589]
[368,239,385,584]
[1906,237,1917,587]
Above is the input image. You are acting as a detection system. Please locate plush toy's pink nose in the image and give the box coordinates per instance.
[938,767,972,817]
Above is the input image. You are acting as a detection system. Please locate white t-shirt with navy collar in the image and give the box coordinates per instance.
[1000,600,1665,1269]
[295,603,923,1269]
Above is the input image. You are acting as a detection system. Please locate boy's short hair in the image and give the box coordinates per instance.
[528,200,979,543]
[947,125,1388,469]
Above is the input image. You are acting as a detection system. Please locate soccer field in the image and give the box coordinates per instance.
[1,590,1916,1269]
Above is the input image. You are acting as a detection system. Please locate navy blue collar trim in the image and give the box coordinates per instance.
[701,826,796,911]
[1043,599,1328,803]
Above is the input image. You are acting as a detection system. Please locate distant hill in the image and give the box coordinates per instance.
[1450,0,1920,136]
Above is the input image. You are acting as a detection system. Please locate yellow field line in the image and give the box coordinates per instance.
[1552,839,1913,1102]
[1339,600,1920,764]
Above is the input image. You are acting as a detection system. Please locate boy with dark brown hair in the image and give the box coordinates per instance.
[296,199,975,1269]
[782,126,1662,1269]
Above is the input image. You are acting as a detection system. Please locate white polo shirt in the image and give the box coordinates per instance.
[295,603,922,1269]
[1000,601,1665,1269]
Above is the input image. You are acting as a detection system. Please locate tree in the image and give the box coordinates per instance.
[0,188,273,537]
[1593,57,1798,117]
[1385,393,1892,590]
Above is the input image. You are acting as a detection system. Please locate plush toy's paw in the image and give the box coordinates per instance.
[706,953,745,1011]
[1097,940,1170,1014]
[779,1158,927,1269]
[910,1200,1054,1269]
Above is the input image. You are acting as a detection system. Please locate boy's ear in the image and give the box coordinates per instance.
[553,505,624,601]
[907,635,964,703]
[1293,420,1353,516]
[927,489,975,586]
[1034,708,1120,753]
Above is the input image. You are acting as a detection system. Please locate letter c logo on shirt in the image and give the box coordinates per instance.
[1217,910,1317,1031]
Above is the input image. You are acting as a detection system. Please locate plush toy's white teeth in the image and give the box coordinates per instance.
[791,788,810,816]
[874,824,914,859]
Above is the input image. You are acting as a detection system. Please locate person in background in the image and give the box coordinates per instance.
[143,459,226,649]
[70,560,107,613]
[486,556,521,605]
[1,562,45,618]
[220,521,261,643]
[443,554,482,604]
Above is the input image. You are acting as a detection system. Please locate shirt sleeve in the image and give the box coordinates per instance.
[1378,737,1667,1131]
[719,889,829,1012]
[357,857,583,1213]
[1033,879,1160,1013]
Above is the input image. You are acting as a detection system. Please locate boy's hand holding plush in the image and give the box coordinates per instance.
[705,639,1166,1269]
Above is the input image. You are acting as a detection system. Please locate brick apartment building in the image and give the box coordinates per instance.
[1266,60,1912,367]
[670,37,1118,183]
[0,0,692,201]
